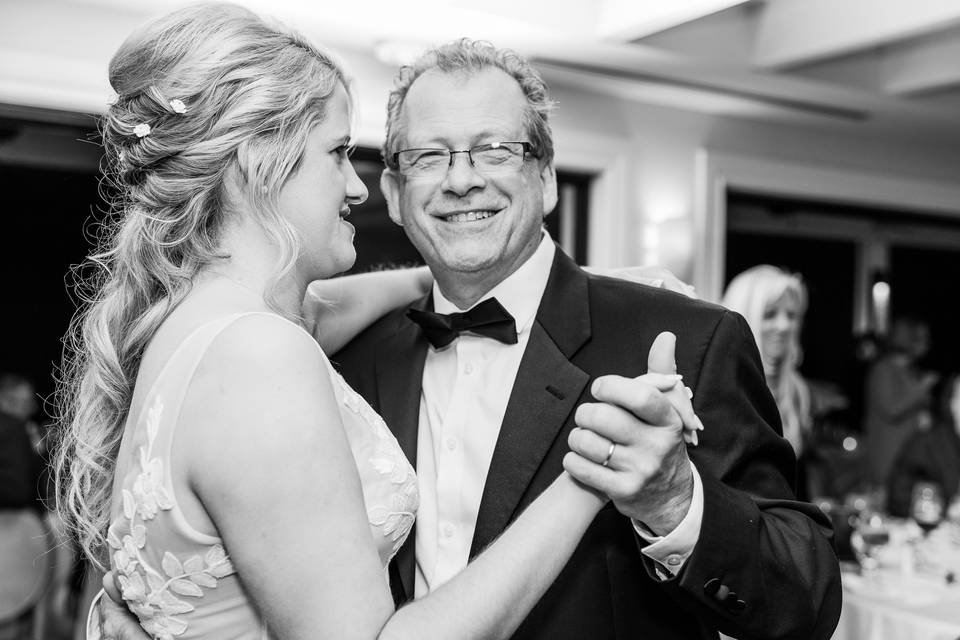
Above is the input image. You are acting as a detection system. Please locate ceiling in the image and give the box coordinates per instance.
[3,0,960,142]
[595,0,960,128]
[492,0,960,138]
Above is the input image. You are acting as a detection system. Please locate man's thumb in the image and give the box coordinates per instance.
[647,331,677,375]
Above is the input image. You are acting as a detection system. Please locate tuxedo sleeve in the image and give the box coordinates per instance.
[648,310,842,639]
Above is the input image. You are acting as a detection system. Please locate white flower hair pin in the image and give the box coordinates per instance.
[128,96,185,139]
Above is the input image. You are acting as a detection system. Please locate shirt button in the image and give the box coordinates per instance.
[464,363,474,375]
[442,523,455,538]
[446,437,458,451]
[666,554,682,566]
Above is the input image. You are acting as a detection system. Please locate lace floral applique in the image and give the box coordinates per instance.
[368,484,420,549]
[109,395,236,640]
[332,371,418,555]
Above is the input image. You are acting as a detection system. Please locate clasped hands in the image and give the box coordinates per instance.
[564,332,704,536]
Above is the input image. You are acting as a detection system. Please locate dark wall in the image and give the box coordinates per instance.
[0,164,99,408]
[889,245,960,376]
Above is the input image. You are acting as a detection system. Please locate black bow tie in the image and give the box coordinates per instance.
[407,297,518,349]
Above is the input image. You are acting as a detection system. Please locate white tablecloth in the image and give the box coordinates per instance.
[834,570,960,640]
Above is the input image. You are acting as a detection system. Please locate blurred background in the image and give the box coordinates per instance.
[2,1,960,638]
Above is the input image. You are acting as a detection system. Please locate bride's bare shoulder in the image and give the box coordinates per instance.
[181,312,338,442]
[205,312,321,365]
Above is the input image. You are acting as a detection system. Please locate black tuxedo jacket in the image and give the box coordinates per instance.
[334,247,841,639]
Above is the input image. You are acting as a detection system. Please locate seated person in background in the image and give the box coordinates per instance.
[0,372,43,511]
[887,373,960,518]
[0,373,80,640]
[0,372,40,424]
[863,315,939,488]
[0,373,47,639]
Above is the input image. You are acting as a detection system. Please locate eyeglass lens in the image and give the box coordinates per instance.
[398,142,528,178]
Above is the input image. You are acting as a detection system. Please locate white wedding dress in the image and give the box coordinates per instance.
[97,312,418,640]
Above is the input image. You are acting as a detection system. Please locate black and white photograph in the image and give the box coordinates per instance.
[2,1,960,638]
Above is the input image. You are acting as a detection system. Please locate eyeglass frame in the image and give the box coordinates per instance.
[391,141,539,178]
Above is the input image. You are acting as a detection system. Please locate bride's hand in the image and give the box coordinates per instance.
[583,265,696,299]
[98,572,150,640]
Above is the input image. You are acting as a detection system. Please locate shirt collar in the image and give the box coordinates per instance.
[432,231,555,335]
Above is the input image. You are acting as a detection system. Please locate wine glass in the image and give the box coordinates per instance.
[911,481,945,535]
[850,513,892,573]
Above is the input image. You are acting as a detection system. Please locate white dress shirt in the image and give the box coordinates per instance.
[413,234,703,597]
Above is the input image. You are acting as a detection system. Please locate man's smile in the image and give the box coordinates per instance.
[432,204,505,224]
[437,209,501,223]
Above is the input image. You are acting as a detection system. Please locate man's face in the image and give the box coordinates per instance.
[381,68,557,294]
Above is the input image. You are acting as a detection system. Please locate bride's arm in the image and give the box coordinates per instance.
[583,264,697,298]
[302,264,694,358]
[184,315,604,640]
[381,474,601,639]
[302,263,695,357]
[303,267,432,354]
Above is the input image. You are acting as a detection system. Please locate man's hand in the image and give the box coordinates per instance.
[564,332,700,535]
[97,572,150,640]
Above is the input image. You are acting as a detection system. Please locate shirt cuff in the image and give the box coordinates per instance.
[633,460,703,578]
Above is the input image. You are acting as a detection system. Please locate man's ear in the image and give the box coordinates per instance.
[380,170,404,227]
[540,161,558,218]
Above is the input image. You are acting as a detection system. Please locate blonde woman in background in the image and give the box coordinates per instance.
[722,266,812,489]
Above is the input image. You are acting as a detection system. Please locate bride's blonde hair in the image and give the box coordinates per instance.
[54,2,349,568]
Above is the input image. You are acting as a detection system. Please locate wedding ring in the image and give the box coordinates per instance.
[601,442,617,467]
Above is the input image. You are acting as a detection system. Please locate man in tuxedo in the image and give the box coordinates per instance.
[333,39,841,639]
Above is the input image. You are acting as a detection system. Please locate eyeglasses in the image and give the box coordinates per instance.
[393,141,537,179]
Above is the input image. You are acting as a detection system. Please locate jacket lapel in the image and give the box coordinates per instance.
[376,296,430,603]
[470,248,592,556]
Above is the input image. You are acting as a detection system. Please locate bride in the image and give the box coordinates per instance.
[54,4,690,639]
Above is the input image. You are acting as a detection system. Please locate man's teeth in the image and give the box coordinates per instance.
[445,210,495,223]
